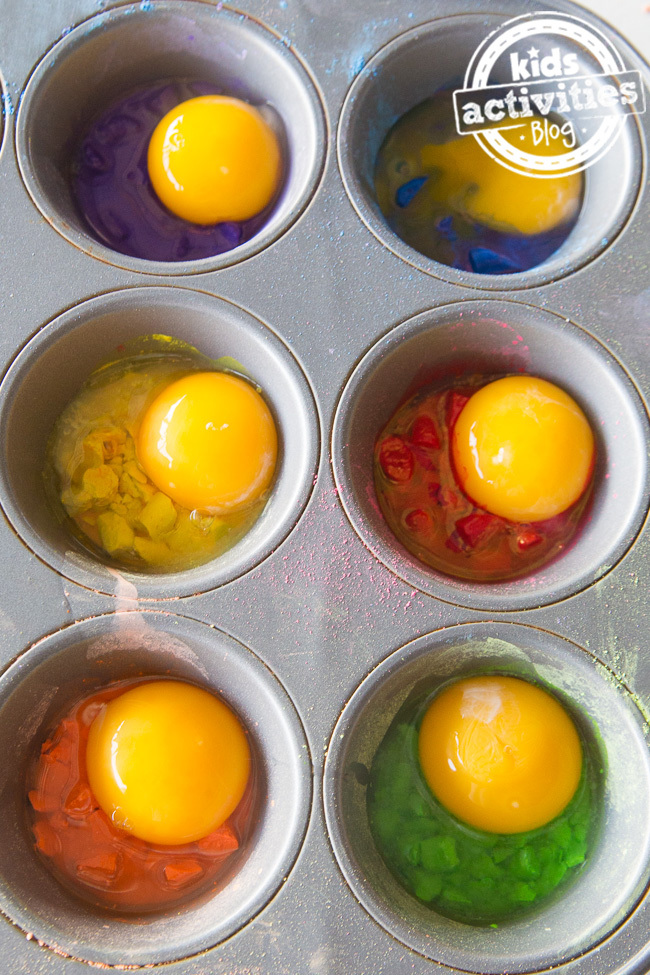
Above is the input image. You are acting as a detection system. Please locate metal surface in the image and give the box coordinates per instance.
[0,0,647,973]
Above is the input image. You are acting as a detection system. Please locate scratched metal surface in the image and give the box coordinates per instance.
[0,0,648,973]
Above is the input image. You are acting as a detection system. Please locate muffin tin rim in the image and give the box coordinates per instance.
[14,0,329,276]
[323,618,650,974]
[0,608,314,967]
[336,7,647,292]
[330,296,650,612]
[0,284,322,600]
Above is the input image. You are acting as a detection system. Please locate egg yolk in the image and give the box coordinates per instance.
[452,376,594,522]
[86,681,250,846]
[418,128,582,236]
[418,676,582,834]
[137,371,277,513]
[147,95,282,225]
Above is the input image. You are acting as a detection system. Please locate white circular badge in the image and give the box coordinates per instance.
[454,12,643,177]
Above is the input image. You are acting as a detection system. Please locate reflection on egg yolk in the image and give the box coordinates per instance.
[418,676,582,834]
[452,376,594,522]
[137,371,277,513]
[147,95,281,225]
[86,681,250,846]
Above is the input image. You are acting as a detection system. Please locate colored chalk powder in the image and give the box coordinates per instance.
[73,80,283,262]
[367,675,599,925]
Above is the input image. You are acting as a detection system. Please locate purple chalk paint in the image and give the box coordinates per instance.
[73,80,279,262]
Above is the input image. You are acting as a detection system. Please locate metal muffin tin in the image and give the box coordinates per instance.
[0,612,311,966]
[0,1,648,973]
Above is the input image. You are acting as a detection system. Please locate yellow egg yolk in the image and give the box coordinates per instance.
[451,376,594,522]
[418,676,582,834]
[86,681,251,846]
[419,128,582,236]
[147,95,282,225]
[137,371,277,513]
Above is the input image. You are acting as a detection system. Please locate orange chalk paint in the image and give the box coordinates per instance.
[28,680,256,913]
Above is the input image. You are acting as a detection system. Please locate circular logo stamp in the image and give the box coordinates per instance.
[453,12,645,177]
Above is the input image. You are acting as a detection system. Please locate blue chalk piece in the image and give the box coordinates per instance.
[436,215,457,241]
[469,247,521,275]
[395,176,428,208]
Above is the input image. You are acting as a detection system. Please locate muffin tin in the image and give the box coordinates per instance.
[0,0,648,973]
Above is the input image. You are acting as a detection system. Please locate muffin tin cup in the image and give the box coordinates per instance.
[332,299,650,612]
[16,0,327,274]
[337,9,644,289]
[0,286,320,598]
[323,620,650,974]
[0,610,311,967]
